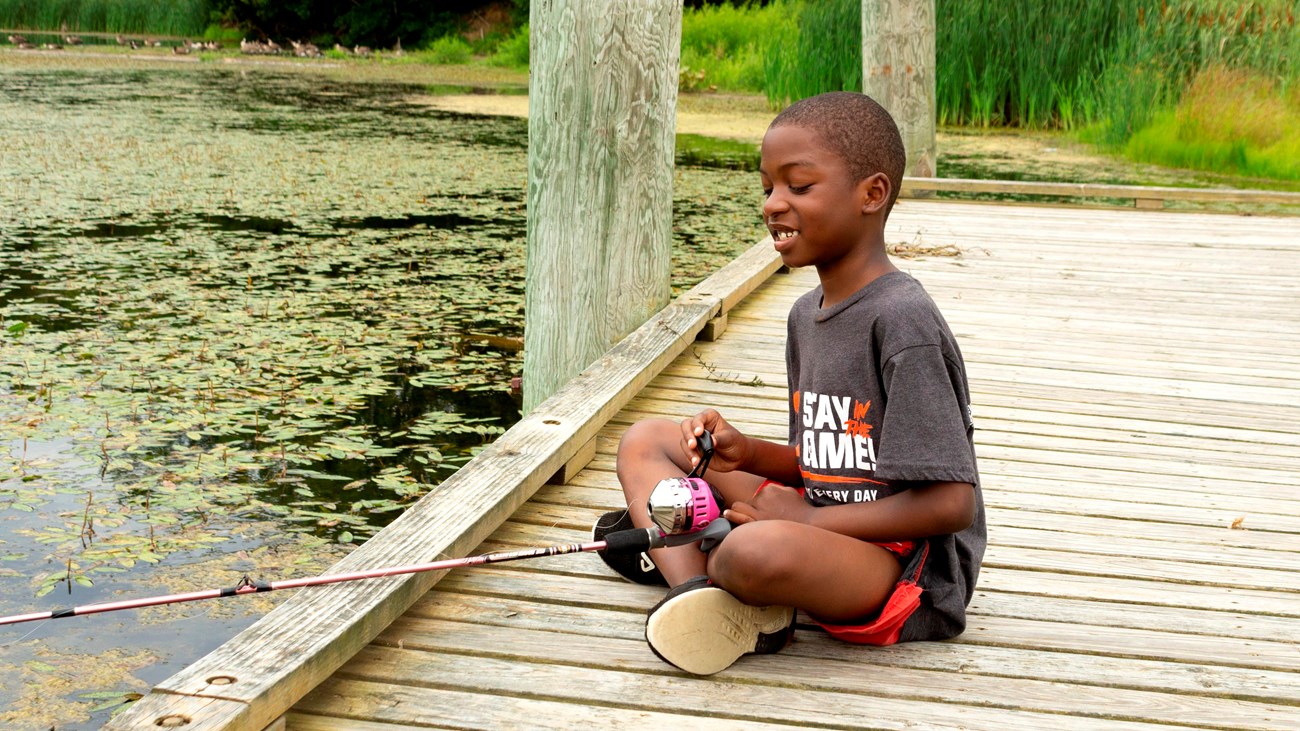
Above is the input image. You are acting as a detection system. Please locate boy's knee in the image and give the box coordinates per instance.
[616,419,689,498]
[617,419,677,468]
[708,522,798,601]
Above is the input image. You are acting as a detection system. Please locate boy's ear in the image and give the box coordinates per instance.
[859,172,892,216]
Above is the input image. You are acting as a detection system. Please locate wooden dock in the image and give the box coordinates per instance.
[110,199,1300,730]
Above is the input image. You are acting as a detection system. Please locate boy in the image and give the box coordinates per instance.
[596,92,985,676]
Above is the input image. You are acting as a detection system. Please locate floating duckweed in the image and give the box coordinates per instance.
[0,63,763,729]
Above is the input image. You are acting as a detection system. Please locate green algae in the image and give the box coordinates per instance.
[0,63,763,729]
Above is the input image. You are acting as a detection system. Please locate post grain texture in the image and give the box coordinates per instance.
[862,0,937,178]
[525,0,682,412]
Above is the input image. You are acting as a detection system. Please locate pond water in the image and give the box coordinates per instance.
[0,65,763,728]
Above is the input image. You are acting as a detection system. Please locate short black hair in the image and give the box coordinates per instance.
[769,92,906,215]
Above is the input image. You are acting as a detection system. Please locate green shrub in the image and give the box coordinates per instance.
[680,1,791,94]
[201,24,243,43]
[425,34,473,65]
[1125,65,1300,180]
[487,24,529,68]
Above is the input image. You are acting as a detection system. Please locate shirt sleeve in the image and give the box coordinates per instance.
[874,343,977,484]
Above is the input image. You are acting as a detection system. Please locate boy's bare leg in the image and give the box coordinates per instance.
[709,520,903,622]
[616,419,764,587]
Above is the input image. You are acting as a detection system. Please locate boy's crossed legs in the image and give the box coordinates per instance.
[613,419,904,674]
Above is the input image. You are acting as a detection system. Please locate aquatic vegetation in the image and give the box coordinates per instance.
[0,64,761,729]
[1,70,528,579]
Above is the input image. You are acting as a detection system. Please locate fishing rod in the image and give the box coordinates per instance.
[1,431,728,627]
[0,520,729,627]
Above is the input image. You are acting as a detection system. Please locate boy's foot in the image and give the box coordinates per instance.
[593,510,667,586]
[644,575,795,675]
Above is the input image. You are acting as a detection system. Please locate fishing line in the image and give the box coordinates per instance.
[0,522,729,627]
[0,431,729,627]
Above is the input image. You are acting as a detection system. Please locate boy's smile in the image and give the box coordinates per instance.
[759,124,893,303]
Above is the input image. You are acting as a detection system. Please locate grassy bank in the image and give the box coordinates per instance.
[671,0,1300,183]
[7,0,1297,184]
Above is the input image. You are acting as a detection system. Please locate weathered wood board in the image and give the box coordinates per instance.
[122,199,1299,730]
[291,201,1298,730]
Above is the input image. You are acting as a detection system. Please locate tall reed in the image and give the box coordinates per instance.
[936,0,1136,129]
[763,0,862,107]
[680,1,793,93]
[0,0,210,36]
[938,0,1299,134]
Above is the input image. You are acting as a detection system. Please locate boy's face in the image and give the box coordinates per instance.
[759,124,873,270]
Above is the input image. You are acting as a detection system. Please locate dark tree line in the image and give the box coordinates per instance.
[212,0,763,48]
[211,0,527,47]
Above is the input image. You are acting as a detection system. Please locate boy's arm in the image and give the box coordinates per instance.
[736,435,803,487]
[727,480,976,541]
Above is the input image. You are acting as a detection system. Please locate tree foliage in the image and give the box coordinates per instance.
[210,0,756,46]
[210,0,492,46]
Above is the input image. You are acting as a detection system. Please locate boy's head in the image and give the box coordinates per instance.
[768,92,906,217]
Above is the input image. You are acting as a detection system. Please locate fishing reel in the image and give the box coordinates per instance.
[599,431,732,558]
[647,476,723,535]
[646,430,722,536]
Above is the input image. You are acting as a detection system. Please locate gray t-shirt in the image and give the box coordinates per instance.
[786,271,986,640]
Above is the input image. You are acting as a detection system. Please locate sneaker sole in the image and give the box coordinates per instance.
[645,586,794,675]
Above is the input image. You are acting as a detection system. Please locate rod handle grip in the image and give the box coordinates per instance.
[602,527,657,554]
[603,520,733,555]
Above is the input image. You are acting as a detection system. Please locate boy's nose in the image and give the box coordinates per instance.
[762,191,788,219]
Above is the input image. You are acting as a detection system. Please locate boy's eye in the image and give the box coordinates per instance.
[762,188,773,197]
[790,184,812,194]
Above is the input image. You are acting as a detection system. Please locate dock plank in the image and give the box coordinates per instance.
[305,201,1300,730]
[117,199,1300,730]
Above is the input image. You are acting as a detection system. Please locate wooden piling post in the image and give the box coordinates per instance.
[524,0,682,413]
[861,0,937,178]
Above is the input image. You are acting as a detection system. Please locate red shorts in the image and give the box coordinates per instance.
[754,480,926,646]
[816,540,929,646]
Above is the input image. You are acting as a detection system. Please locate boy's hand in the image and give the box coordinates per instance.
[724,482,814,525]
[680,409,750,473]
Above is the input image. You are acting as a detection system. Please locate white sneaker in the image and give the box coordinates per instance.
[644,575,795,675]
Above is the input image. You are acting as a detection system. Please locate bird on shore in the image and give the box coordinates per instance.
[63,34,82,45]
[290,40,321,57]
[7,34,28,44]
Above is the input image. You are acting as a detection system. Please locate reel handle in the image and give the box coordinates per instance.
[687,429,714,479]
